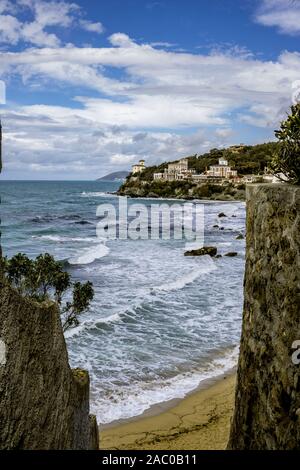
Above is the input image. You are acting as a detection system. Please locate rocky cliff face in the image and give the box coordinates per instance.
[228,184,300,450]
[0,280,99,449]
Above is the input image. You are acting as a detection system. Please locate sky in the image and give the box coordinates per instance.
[0,0,300,180]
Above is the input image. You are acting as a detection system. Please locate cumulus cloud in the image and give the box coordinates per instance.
[0,0,104,47]
[255,0,300,35]
[79,19,104,34]
[0,5,299,178]
[1,36,298,130]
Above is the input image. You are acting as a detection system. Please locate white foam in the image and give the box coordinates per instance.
[32,235,99,243]
[155,260,216,293]
[94,345,239,425]
[69,243,110,265]
[81,191,117,198]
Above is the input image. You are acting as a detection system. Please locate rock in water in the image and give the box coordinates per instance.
[224,252,238,257]
[218,212,227,217]
[236,234,244,240]
[184,246,217,257]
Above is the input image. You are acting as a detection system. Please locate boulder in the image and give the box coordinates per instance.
[224,252,238,257]
[236,234,244,240]
[218,212,227,217]
[184,246,217,257]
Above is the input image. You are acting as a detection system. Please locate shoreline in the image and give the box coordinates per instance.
[100,370,236,450]
[111,191,244,203]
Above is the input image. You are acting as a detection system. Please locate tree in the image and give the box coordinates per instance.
[3,253,94,332]
[271,104,300,185]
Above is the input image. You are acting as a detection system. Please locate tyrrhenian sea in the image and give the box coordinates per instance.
[1,180,245,425]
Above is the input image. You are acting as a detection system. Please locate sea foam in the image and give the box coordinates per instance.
[69,243,110,265]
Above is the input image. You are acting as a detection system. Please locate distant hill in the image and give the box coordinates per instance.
[97,171,129,181]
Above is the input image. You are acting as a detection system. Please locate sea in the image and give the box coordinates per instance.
[0,180,245,425]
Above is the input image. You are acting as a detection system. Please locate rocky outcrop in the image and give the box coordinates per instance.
[0,280,99,449]
[228,184,300,450]
[184,246,217,257]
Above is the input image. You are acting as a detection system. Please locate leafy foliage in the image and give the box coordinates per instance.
[271,104,300,185]
[3,253,94,331]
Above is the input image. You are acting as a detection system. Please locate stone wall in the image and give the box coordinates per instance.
[228,184,300,450]
[0,280,99,449]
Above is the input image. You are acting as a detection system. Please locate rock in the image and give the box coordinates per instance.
[218,212,227,217]
[219,227,224,231]
[0,281,98,450]
[236,234,244,240]
[228,184,300,450]
[184,246,217,257]
[232,215,237,218]
[74,220,92,225]
[213,225,219,228]
[224,252,238,257]
[215,254,222,258]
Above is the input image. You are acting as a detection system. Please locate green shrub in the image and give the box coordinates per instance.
[3,253,94,331]
[271,104,300,185]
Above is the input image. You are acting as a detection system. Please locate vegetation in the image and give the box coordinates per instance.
[118,141,278,200]
[271,104,300,185]
[3,253,94,331]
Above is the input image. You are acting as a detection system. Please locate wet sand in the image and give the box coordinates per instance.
[100,373,236,450]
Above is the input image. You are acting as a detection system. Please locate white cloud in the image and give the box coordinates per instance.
[1,14,299,177]
[255,0,300,35]
[0,14,22,44]
[108,33,137,48]
[0,0,104,47]
[79,19,104,34]
[1,37,298,130]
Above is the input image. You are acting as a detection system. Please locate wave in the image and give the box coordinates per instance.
[68,243,110,265]
[64,312,122,339]
[32,235,99,243]
[92,345,239,424]
[154,260,216,293]
[81,191,118,198]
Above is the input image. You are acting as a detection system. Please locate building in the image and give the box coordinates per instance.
[132,159,146,174]
[167,158,189,175]
[154,158,196,181]
[206,158,238,179]
[153,172,164,180]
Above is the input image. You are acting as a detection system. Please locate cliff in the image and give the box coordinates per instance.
[0,280,99,449]
[118,178,246,200]
[228,184,300,449]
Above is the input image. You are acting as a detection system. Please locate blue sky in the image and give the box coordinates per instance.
[0,0,300,179]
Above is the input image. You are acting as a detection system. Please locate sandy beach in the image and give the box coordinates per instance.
[100,373,236,450]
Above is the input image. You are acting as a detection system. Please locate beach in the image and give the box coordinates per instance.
[100,373,236,450]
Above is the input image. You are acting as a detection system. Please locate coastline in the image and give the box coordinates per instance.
[100,371,236,450]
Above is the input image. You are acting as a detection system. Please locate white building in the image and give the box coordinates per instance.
[207,158,237,179]
[132,159,146,174]
[153,172,164,180]
[167,158,189,175]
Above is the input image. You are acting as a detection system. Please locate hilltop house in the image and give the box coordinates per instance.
[153,158,195,181]
[132,159,146,174]
[206,158,238,179]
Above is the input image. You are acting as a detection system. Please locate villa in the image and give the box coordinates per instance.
[206,158,238,179]
[153,156,237,183]
[153,158,195,181]
[132,159,146,174]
